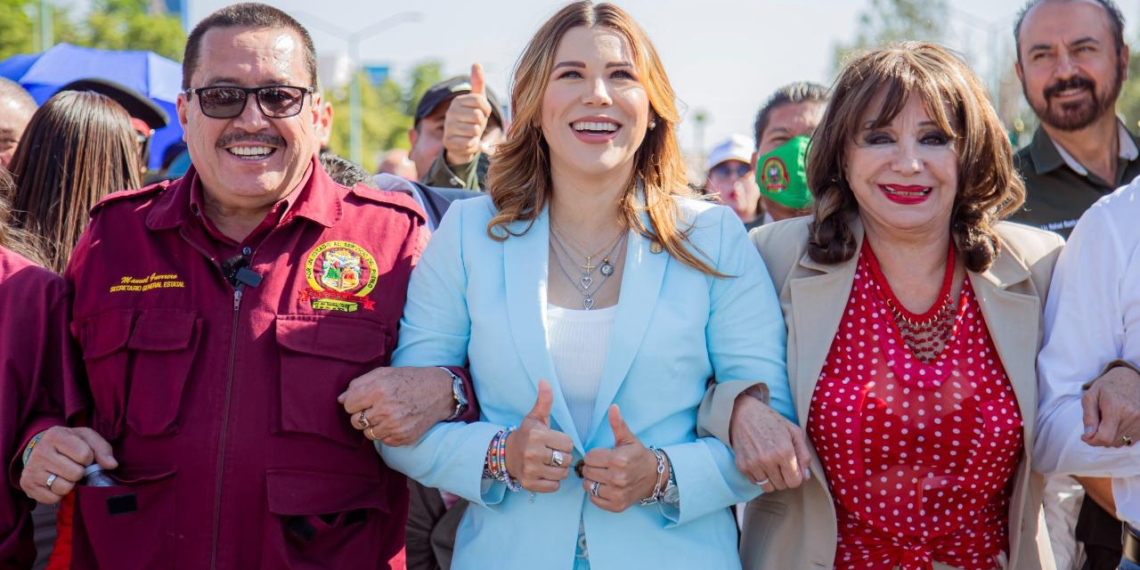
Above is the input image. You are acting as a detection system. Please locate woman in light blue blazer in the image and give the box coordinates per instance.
[380,2,802,568]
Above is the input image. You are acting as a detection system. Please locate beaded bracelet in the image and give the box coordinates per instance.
[498,427,521,492]
[21,431,46,467]
[482,427,521,492]
[490,430,506,478]
[483,431,502,477]
[491,431,506,478]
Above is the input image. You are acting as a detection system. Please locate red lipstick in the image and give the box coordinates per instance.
[880,184,931,205]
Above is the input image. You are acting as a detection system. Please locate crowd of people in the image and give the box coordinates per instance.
[2,0,1140,569]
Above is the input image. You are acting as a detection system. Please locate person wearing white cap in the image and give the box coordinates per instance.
[704,134,761,225]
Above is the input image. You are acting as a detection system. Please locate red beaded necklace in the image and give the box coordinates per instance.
[863,238,958,363]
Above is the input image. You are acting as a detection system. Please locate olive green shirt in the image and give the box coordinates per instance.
[1011,123,1140,239]
[419,151,490,191]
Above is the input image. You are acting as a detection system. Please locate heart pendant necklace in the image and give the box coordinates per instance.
[550,227,627,310]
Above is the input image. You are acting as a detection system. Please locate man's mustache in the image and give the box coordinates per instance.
[1044,76,1096,99]
[216,132,286,148]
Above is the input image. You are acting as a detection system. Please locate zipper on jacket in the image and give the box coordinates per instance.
[178,231,237,570]
[210,238,272,570]
[184,229,282,569]
[233,283,244,312]
[209,282,243,570]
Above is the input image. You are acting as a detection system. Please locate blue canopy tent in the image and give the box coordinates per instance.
[0,43,184,171]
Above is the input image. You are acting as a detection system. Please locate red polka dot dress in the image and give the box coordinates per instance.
[807,243,1023,570]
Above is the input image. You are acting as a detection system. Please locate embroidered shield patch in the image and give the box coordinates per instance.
[300,241,379,312]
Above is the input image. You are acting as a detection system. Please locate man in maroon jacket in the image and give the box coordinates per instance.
[18,4,473,569]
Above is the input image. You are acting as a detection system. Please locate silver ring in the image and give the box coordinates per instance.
[754,478,770,487]
[1125,434,1134,446]
[589,480,601,498]
[45,473,58,490]
[367,427,378,440]
[551,449,565,467]
[357,410,371,429]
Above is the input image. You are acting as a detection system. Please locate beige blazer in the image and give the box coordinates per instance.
[700,216,1063,570]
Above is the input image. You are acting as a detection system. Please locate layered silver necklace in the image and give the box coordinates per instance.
[549,224,627,310]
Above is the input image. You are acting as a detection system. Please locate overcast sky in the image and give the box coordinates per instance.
[185,0,1140,156]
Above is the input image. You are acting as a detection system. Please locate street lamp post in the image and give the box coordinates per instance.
[349,37,363,165]
[39,0,53,52]
[301,12,422,165]
[947,7,1009,102]
[693,109,708,168]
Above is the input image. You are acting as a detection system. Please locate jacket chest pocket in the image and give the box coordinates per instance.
[80,309,201,440]
[275,315,389,447]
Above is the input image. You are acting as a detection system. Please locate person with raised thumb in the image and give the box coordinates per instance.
[503,380,573,493]
[408,64,506,190]
[379,4,792,567]
[443,63,494,169]
[582,405,669,513]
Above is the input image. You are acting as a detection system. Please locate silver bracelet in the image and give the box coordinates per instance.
[659,448,679,506]
[640,447,668,506]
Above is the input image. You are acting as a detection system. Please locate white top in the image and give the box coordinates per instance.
[546,303,617,441]
[1035,176,1140,526]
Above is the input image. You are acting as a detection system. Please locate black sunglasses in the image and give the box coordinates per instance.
[185,85,314,119]
[710,162,752,179]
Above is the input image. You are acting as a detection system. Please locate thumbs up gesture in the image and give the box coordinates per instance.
[581,405,662,513]
[504,380,574,493]
[443,63,494,167]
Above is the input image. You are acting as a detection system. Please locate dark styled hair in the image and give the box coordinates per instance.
[806,42,1024,273]
[183,3,317,90]
[1014,0,1126,61]
[319,151,380,189]
[753,81,830,150]
[8,91,142,273]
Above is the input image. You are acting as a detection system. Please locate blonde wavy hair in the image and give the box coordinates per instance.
[486,1,720,276]
[806,42,1024,273]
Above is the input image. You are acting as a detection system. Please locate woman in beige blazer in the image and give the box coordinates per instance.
[701,43,1062,570]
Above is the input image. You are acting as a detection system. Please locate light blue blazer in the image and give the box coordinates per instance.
[381,194,794,570]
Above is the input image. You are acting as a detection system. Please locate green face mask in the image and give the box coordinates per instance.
[756,135,812,210]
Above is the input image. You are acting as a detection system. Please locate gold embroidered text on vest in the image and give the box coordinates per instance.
[109,273,186,293]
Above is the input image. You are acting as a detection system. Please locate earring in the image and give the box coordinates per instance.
[649,119,657,131]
